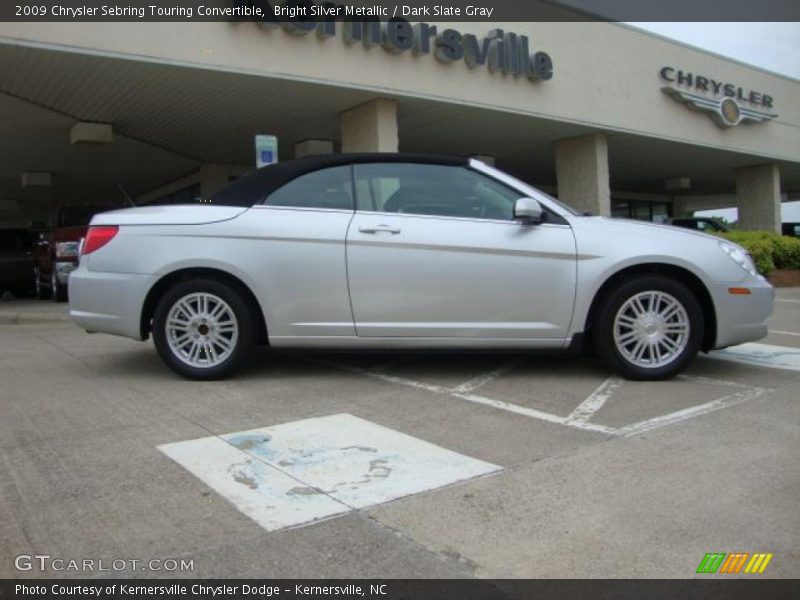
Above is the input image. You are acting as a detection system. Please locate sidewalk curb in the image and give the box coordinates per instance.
[0,311,70,325]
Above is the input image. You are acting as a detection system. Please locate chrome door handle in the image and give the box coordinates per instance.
[358,225,401,234]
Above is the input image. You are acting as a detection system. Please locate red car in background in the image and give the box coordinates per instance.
[34,204,108,301]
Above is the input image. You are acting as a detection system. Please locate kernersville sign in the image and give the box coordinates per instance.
[233,0,554,82]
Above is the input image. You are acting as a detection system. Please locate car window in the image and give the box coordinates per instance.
[353,163,520,221]
[265,166,354,210]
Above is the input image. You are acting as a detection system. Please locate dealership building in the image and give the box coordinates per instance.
[1,10,799,231]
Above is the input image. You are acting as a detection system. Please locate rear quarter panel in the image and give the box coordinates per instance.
[84,207,355,338]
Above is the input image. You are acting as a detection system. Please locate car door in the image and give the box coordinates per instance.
[235,165,357,339]
[345,162,577,341]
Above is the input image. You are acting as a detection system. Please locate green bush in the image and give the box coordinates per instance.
[716,230,800,276]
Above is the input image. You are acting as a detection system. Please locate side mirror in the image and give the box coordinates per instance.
[513,197,543,224]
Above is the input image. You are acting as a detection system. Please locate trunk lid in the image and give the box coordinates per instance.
[90,205,249,226]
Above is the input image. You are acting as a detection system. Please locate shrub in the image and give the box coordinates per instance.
[772,235,800,269]
[715,230,800,275]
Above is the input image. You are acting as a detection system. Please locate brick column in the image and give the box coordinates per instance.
[554,133,611,216]
[340,99,398,153]
[736,163,781,233]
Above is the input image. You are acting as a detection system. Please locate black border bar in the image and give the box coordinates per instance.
[3,0,800,22]
[2,579,800,600]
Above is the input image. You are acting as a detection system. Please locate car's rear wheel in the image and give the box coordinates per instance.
[593,275,704,380]
[152,279,256,380]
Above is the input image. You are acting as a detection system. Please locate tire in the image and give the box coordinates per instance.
[34,267,50,300]
[152,278,256,380]
[51,270,68,302]
[593,275,704,380]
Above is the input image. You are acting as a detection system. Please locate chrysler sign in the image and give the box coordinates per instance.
[660,66,777,128]
[233,0,554,81]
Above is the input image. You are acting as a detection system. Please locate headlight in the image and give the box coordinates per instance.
[719,241,757,277]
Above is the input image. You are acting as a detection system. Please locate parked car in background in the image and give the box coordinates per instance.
[69,154,773,381]
[665,217,730,233]
[34,204,108,301]
[782,222,800,238]
[0,228,35,298]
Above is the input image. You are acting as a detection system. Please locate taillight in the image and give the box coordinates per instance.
[82,226,119,256]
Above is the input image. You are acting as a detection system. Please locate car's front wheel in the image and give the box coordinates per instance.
[152,279,256,380]
[593,275,704,380]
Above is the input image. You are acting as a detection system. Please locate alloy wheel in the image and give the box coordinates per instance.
[612,290,690,368]
[165,292,239,368]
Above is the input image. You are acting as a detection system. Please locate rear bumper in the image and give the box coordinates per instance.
[54,260,77,285]
[68,265,151,340]
[709,277,774,349]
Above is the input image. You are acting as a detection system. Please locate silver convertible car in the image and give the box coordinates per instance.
[69,154,773,380]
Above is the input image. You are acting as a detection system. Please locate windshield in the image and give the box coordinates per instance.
[531,188,582,216]
[469,161,581,216]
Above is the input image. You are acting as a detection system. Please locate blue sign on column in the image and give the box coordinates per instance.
[255,135,278,168]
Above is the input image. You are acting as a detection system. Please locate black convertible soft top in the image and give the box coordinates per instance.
[210,153,469,207]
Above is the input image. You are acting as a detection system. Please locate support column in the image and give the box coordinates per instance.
[554,133,610,216]
[295,139,334,159]
[671,197,692,218]
[340,99,398,153]
[736,163,781,233]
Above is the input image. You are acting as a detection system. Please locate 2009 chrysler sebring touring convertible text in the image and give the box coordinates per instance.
[69,154,774,380]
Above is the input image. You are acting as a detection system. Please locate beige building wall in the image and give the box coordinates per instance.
[2,20,798,164]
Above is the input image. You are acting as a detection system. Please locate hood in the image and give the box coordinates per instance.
[573,216,724,243]
[90,205,249,226]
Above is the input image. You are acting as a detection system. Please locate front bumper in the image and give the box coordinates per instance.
[68,265,152,340]
[709,276,774,349]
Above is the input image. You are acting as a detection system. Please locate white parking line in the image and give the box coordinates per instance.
[452,357,527,394]
[312,356,774,440]
[564,377,624,425]
[770,330,800,337]
[316,357,620,436]
[617,385,772,437]
[451,391,619,436]
[775,298,800,304]
[158,414,500,532]
[710,343,800,372]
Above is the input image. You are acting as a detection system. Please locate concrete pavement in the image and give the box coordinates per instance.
[0,290,798,579]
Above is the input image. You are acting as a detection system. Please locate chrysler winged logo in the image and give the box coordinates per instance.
[659,67,778,128]
[662,87,778,128]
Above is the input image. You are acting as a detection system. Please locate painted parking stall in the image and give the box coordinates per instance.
[159,414,500,532]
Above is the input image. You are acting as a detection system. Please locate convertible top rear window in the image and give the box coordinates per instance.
[209,153,468,207]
